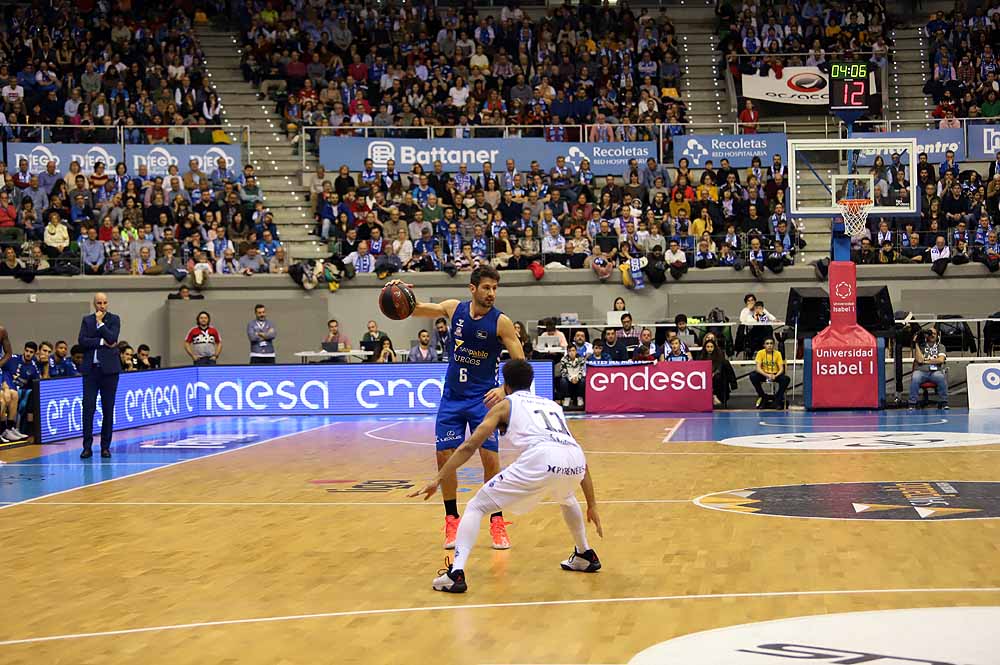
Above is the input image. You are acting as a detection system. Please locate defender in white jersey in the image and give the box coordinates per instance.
[410,360,603,593]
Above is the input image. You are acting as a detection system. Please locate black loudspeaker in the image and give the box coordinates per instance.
[785,288,829,335]
[786,286,895,337]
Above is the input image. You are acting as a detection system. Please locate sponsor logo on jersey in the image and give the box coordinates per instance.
[546,465,586,476]
[695,481,1000,520]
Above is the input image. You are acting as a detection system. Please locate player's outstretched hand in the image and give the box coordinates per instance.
[386,278,414,289]
[408,481,439,501]
[587,505,604,538]
[484,386,506,408]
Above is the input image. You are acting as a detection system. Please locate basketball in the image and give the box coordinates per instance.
[379,283,416,320]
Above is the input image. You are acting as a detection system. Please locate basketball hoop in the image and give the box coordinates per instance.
[837,198,872,239]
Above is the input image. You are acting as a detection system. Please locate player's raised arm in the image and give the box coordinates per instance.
[410,399,512,500]
[496,314,525,360]
[385,280,459,319]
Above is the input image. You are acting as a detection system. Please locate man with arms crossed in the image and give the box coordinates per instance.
[411,360,602,593]
[390,265,524,550]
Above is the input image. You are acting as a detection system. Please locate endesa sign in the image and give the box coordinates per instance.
[36,362,553,443]
[584,361,713,413]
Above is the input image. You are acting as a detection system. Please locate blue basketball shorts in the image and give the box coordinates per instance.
[435,395,499,452]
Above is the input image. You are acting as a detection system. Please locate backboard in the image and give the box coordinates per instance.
[787,137,919,217]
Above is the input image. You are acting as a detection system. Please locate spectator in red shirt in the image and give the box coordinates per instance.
[0,192,17,227]
[348,92,372,117]
[347,54,368,83]
[184,311,223,366]
[284,53,307,87]
[739,99,759,134]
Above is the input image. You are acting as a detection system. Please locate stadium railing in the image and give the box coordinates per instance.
[1,124,252,160]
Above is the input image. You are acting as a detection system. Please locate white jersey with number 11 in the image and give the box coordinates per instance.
[504,391,580,450]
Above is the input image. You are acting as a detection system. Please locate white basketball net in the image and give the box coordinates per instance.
[837,198,872,239]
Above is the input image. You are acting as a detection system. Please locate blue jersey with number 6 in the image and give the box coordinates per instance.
[443,300,502,401]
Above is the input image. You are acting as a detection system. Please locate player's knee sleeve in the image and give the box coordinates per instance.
[558,493,581,508]
[466,491,500,516]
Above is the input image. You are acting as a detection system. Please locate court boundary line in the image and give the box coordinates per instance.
[0,499,694,507]
[758,418,950,429]
[0,422,341,512]
[0,586,996,647]
[2,462,189,467]
[363,420,996,456]
[661,419,685,442]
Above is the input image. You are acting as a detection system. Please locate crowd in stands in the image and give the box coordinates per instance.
[925,7,1000,120]
[853,150,1000,274]
[237,0,690,150]
[0,156,288,280]
[717,0,891,84]
[0,2,222,143]
[716,0,891,131]
[308,151,805,286]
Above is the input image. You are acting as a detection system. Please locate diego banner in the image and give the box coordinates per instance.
[126,144,242,177]
[8,143,122,173]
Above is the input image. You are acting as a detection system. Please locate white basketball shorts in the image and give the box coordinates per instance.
[479,445,587,514]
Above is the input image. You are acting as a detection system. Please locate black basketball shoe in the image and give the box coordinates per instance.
[432,558,467,593]
[560,548,602,573]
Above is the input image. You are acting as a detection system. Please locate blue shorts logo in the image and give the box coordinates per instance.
[983,367,1000,391]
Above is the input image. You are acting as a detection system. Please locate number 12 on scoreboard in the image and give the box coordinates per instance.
[840,80,866,107]
[829,61,872,113]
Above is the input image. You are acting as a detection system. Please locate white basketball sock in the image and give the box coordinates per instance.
[561,497,590,553]
[452,493,499,571]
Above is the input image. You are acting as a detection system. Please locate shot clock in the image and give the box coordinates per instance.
[829,61,872,113]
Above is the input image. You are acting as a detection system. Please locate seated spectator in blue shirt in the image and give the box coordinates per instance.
[80,227,106,275]
[254,212,280,240]
[210,157,238,191]
[601,327,629,362]
[586,339,611,364]
[1,341,39,441]
[664,337,692,361]
[70,194,93,228]
[411,176,436,206]
[48,340,79,377]
[258,229,282,259]
[926,11,948,35]
[414,227,439,257]
[939,150,960,179]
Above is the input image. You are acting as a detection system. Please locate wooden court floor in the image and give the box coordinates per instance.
[1,415,999,664]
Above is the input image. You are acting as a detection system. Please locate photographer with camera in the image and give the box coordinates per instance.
[908,327,949,410]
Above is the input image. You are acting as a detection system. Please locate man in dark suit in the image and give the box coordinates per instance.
[78,292,121,459]
[988,151,1000,180]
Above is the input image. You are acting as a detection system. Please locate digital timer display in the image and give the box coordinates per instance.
[829,62,871,112]
[830,62,869,80]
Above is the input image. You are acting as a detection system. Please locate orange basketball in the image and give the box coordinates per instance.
[378,283,416,320]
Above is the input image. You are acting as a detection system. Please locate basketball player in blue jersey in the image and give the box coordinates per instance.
[389,266,525,549]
